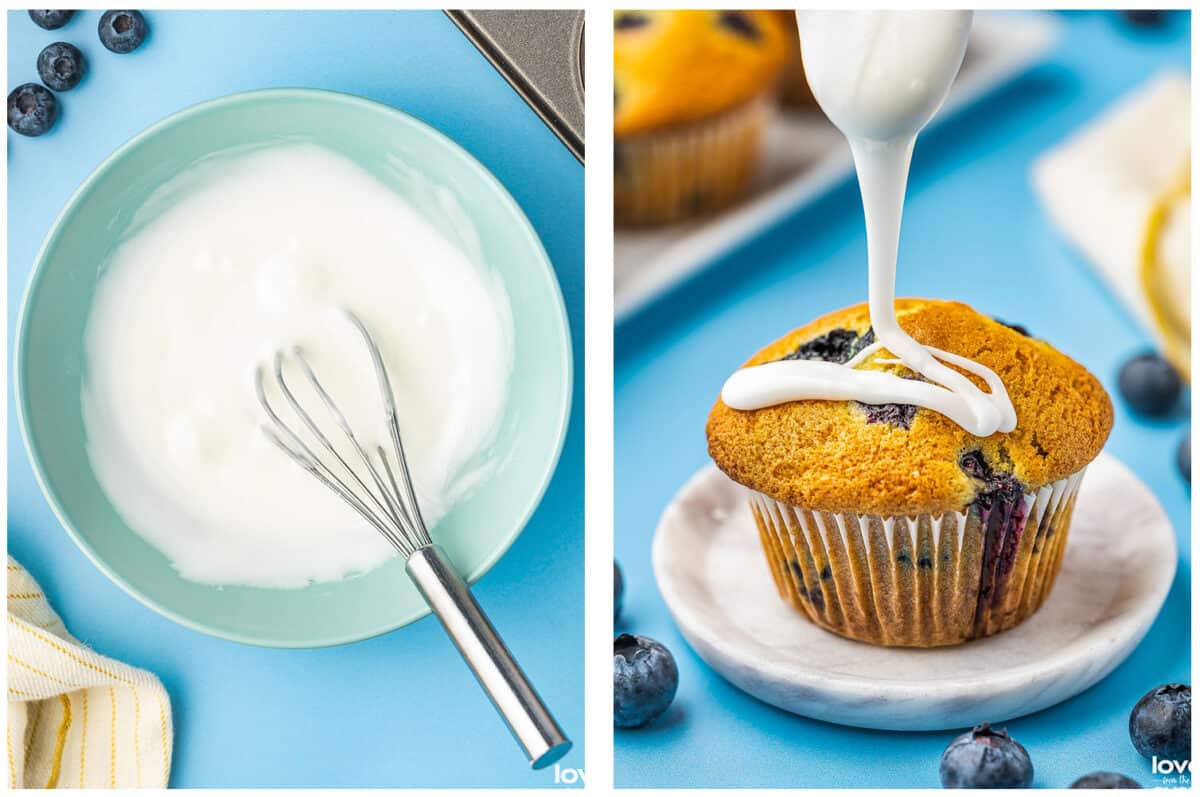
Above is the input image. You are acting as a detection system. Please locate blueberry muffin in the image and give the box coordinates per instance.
[614,10,790,225]
[706,299,1113,647]
[773,11,813,106]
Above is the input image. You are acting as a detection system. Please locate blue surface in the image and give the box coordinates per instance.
[615,11,1191,789]
[8,10,583,788]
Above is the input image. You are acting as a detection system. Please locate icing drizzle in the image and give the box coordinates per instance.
[721,11,1017,437]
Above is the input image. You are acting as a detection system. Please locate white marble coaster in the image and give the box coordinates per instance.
[652,453,1176,731]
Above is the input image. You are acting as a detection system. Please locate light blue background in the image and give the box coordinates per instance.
[615,11,1191,789]
[7,10,583,788]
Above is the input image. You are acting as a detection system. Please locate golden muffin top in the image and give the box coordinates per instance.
[614,10,790,137]
[706,299,1113,516]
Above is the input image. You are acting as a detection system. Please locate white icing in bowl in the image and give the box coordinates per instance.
[82,143,514,588]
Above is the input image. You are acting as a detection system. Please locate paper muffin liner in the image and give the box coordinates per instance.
[775,12,814,107]
[614,93,774,226]
[748,469,1086,647]
[778,63,814,107]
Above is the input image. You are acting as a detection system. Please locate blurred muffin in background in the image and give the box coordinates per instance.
[614,10,789,226]
[773,11,813,106]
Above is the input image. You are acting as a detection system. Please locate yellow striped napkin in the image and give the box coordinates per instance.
[6,557,173,788]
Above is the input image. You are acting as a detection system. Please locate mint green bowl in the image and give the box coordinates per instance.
[15,89,572,648]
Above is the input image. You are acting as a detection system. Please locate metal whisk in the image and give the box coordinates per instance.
[254,310,570,769]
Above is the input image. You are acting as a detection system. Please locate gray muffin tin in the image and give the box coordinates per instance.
[447,10,585,162]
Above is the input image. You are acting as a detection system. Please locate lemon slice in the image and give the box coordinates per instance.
[1140,164,1191,379]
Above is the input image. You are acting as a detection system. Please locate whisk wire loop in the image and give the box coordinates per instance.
[273,350,405,533]
[289,347,418,541]
[345,310,433,545]
[254,319,433,558]
[254,368,413,555]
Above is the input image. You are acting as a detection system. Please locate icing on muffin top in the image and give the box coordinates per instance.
[613,10,790,136]
[706,299,1113,516]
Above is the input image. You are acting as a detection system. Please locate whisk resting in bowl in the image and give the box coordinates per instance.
[254,310,570,769]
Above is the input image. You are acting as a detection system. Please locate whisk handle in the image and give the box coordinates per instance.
[405,544,571,769]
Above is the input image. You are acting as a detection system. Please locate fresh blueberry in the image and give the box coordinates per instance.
[1129,683,1190,761]
[8,83,58,137]
[614,633,678,728]
[1178,432,1190,484]
[1118,352,1181,416]
[28,10,75,30]
[614,561,624,621]
[1070,771,1142,788]
[939,723,1034,788]
[37,42,85,92]
[1122,10,1167,27]
[98,10,147,54]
